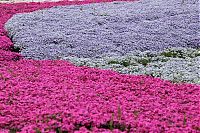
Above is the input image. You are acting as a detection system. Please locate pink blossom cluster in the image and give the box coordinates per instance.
[0,1,200,133]
[0,60,200,132]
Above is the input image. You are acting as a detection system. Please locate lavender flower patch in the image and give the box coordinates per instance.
[4,0,199,59]
[63,48,200,84]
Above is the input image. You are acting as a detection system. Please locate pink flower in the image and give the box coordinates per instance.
[0,1,199,132]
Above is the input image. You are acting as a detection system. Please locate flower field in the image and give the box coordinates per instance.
[4,0,200,84]
[0,0,200,132]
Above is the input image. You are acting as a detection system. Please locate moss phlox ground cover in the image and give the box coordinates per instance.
[0,0,200,132]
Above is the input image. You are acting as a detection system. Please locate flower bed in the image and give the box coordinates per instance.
[64,47,200,84]
[5,0,199,59]
[4,0,200,84]
[0,0,200,132]
[0,60,200,132]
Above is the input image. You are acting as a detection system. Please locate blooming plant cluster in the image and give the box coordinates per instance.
[4,0,199,59]
[4,0,200,84]
[64,47,200,84]
[0,0,200,133]
[0,60,200,132]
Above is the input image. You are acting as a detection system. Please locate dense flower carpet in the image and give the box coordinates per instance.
[0,0,199,132]
[4,0,200,84]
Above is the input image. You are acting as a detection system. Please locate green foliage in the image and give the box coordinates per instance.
[11,46,22,53]
[100,13,108,16]
[0,73,5,80]
[117,106,122,121]
[74,122,93,131]
[55,127,62,133]
[108,60,120,64]
[194,49,200,57]
[109,113,114,130]
[51,114,57,119]
[133,110,139,119]
[35,128,41,133]
[99,111,127,131]
[183,113,187,126]
[161,51,182,58]
[9,128,18,133]
[137,58,151,66]
[121,60,131,67]
[161,48,200,59]
[108,60,131,67]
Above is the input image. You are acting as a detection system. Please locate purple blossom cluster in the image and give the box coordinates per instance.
[4,0,200,59]
[0,0,200,133]
[0,0,118,61]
